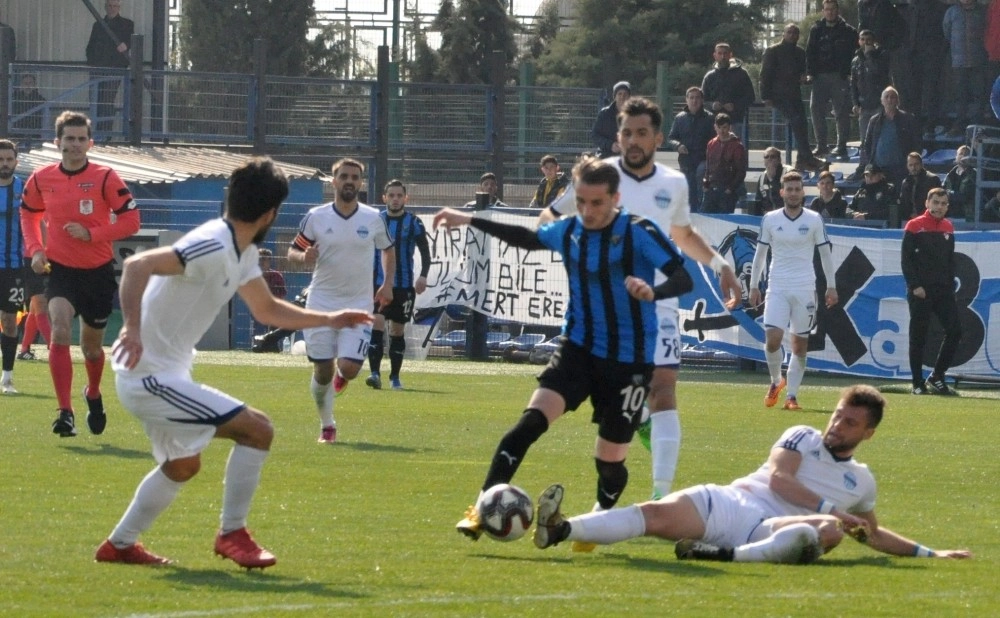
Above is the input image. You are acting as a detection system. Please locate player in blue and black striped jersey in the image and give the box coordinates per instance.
[0,139,25,394]
[365,180,430,391]
[434,156,694,542]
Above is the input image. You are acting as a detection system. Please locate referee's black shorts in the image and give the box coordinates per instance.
[47,260,117,329]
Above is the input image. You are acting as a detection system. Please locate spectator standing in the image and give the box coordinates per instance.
[463,172,508,209]
[848,163,897,222]
[701,43,756,143]
[85,0,134,133]
[943,145,976,220]
[0,20,15,64]
[850,30,893,179]
[809,170,850,219]
[761,24,828,172]
[667,87,715,212]
[857,0,910,106]
[754,146,794,215]
[942,0,989,137]
[806,0,859,158]
[899,152,942,220]
[20,111,141,437]
[702,113,747,214]
[905,0,950,136]
[863,86,921,190]
[591,81,631,157]
[901,188,962,395]
[528,155,570,210]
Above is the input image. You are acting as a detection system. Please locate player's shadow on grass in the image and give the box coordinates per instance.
[471,551,728,576]
[325,441,429,454]
[157,566,368,598]
[60,443,150,460]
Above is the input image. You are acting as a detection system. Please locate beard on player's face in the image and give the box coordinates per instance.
[338,185,357,202]
[622,146,654,171]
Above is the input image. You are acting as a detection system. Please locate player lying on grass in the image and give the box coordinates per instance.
[96,157,373,569]
[534,384,972,563]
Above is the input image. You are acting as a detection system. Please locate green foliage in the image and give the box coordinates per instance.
[304,22,375,79]
[180,0,314,76]
[535,0,780,96]
[522,0,563,61]
[2,355,998,616]
[416,0,520,84]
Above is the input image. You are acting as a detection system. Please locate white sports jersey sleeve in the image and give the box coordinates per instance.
[731,425,877,517]
[757,208,830,292]
[119,219,261,376]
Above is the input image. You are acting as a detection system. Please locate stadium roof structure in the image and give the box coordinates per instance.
[14,143,328,185]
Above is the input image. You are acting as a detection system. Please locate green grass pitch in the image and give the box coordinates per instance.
[1,352,997,617]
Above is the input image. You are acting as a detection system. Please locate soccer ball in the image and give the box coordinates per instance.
[476,483,534,542]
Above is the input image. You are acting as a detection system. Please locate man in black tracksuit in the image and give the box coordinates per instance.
[901,187,962,395]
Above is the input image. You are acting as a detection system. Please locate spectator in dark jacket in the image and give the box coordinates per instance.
[809,170,850,219]
[85,0,135,132]
[591,81,630,157]
[528,155,570,210]
[806,0,858,158]
[702,113,747,214]
[943,145,976,221]
[905,0,949,135]
[850,30,892,178]
[760,24,827,171]
[701,43,756,142]
[858,0,910,107]
[667,86,715,212]
[899,152,942,220]
[848,163,897,223]
[862,86,921,191]
[0,20,15,63]
[754,146,793,215]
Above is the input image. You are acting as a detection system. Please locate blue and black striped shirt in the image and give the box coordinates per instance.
[374,211,430,288]
[0,177,25,269]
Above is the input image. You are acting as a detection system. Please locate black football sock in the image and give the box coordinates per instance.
[482,408,548,490]
[368,330,384,374]
[388,335,405,379]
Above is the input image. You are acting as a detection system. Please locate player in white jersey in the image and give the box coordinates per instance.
[533,384,972,563]
[96,158,373,568]
[287,158,395,444]
[541,97,742,503]
[749,171,837,410]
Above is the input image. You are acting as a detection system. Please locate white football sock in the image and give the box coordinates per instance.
[734,522,819,563]
[765,347,784,384]
[109,467,184,548]
[220,445,269,534]
[786,354,807,399]
[567,504,646,545]
[650,409,680,498]
[311,375,335,427]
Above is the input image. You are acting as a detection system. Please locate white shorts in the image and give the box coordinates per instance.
[677,483,772,548]
[116,372,245,464]
[762,289,817,336]
[654,299,681,368]
[303,324,372,362]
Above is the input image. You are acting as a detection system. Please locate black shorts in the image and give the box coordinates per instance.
[537,337,653,444]
[22,265,48,299]
[375,287,416,324]
[47,260,117,329]
[0,267,23,313]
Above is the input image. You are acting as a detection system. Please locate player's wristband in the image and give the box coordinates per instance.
[914,544,935,557]
[817,499,835,515]
[709,254,728,276]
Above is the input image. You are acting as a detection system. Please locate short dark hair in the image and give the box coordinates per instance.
[0,139,17,156]
[927,187,947,201]
[714,112,731,126]
[817,170,836,184]
[572,155,620,195]
[384,178,406,194]
[332,157,365,177]
[618,97,663,132]
[841,384,885,428]
[540,154,558,166]
[55,110,91,139]
[781,171,804,187]
[480,172,497,183]
[226,157,289,223]
[685,86,703,97]
[907,151,923,162]
[859,29,875,39]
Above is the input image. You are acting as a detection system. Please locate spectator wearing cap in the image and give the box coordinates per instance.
[848,163,897,223]
[591,80,631,157]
